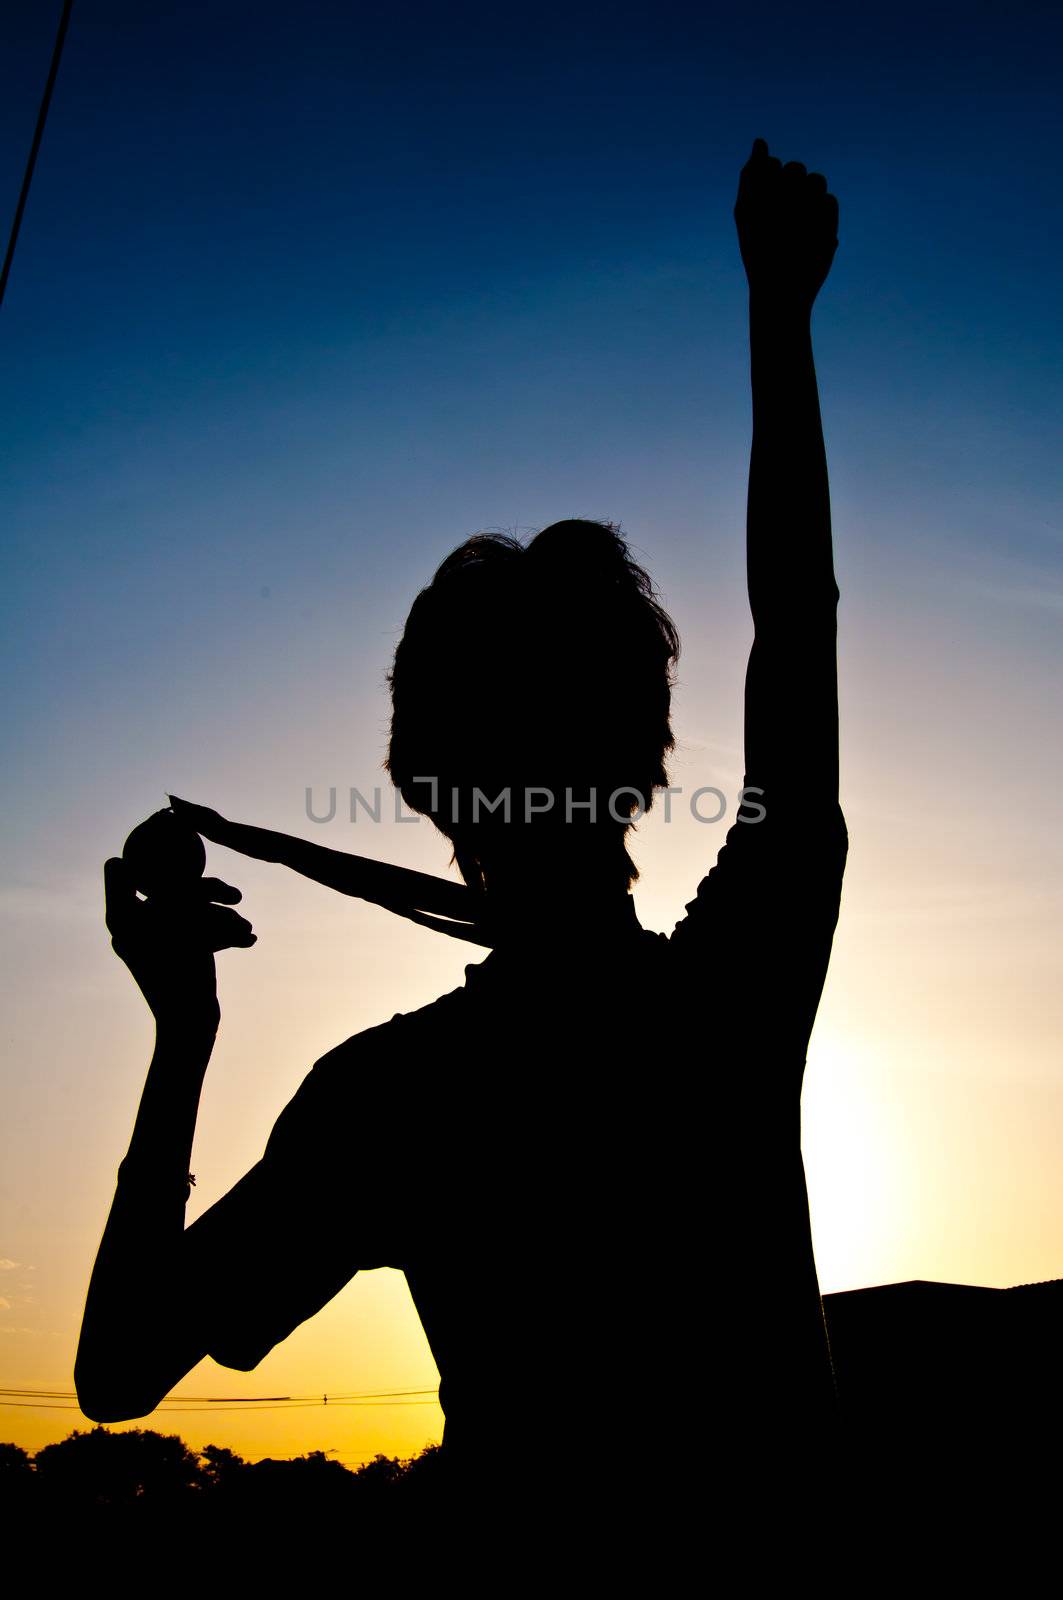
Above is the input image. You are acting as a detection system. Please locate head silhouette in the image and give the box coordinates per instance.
[386,520,680,900]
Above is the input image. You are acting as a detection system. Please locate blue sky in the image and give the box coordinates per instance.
[3,2,1060,857]
[2,0,1062,1459]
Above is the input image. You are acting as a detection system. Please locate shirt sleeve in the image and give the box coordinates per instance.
[177,1035,402,1371]
[669,788,848,1064]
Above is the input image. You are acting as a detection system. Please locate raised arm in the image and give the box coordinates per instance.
[77,841,406,1420]
[74,858,254,1420]
[734,139,841,813]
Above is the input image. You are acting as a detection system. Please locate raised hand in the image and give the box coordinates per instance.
[734,138,839,313]
[104,849,255,1032]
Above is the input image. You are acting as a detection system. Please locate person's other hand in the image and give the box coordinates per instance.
[104,855,254,1032]
[734,138,839,312]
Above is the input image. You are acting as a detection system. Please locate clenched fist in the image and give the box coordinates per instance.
[734,138,839,313]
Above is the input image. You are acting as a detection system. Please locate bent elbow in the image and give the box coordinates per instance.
[76,1394,144,1426]
[74,1347,168,1425]
[75,1378,162,1425]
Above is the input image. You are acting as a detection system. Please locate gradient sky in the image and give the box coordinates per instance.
[2,0,1061,1467]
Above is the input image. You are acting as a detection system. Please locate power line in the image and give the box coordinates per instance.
[0,1400,83,1411]
[0,0,74,310]
[0,1382,442,1413]
[1,1397,441,1413]
[0,1384,439,1401]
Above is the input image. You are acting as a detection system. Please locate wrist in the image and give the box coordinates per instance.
[152,1006,220,1053]
[117,1150,195,1191]
[748,291,814,329]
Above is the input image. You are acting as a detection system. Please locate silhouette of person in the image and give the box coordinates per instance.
[76,139,847,1545]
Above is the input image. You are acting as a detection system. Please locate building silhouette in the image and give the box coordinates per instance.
[824,1276,1063,1442]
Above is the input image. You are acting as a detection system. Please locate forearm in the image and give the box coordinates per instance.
[125,1016,215,1182]
[75,1020,215,1420]
[744,298,840,803]
[747,297,838,628]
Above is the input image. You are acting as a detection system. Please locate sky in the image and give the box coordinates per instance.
[1,0,1061,1466]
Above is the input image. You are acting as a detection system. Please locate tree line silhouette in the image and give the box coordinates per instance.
[0,1426,444,1528]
